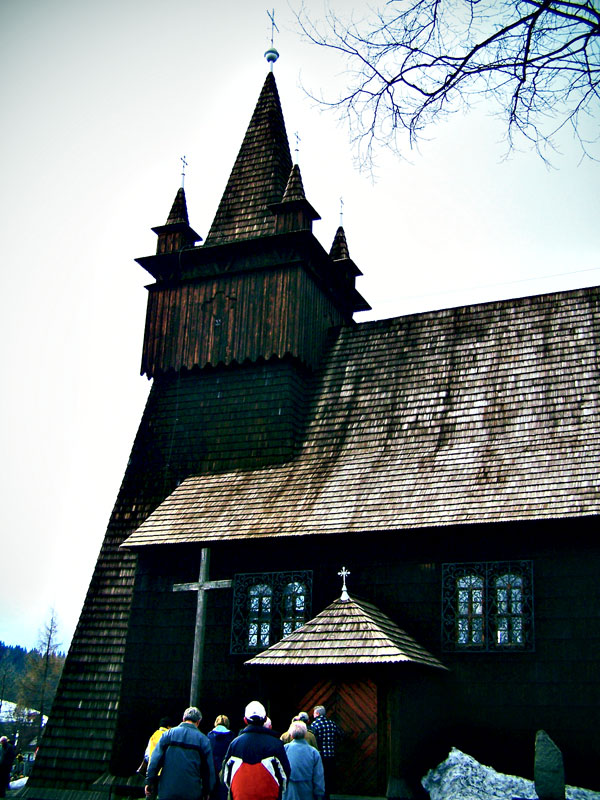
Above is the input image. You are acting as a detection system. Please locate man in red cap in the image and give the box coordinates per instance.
[221,701,290,800]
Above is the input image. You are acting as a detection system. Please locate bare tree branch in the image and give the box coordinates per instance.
[296,0,600,163]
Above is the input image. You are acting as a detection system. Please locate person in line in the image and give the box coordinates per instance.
[309,706,342,800]
[280,713,317,749]
[221,700,291,800]
[138,716,172,775]
[208,715,235,800]
[283,721,325,800]
[145,706,215,800]
[0,737,16,798]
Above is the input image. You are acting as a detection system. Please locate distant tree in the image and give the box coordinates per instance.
[0,644,27,706]
[0,653,17,713]
[17,611,64,741]
[297,1,600,163]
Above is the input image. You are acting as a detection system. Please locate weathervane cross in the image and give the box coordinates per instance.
[340,196,344,226]
[294,131,301,163]
[267,8,279,46]
[180,155,188,188]
[338,566,351,601]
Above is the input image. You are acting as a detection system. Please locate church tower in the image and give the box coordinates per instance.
[27,68,368,792]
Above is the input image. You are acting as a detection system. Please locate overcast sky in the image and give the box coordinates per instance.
[1,0,599,653]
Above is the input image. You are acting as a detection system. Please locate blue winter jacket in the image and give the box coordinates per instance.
[147,721,215,800]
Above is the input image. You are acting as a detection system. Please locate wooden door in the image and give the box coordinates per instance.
[298,677,378,796]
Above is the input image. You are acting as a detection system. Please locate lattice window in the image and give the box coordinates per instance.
[231,571,312,654]
[494,572,525,646]
[248,583,273,649]
[457,574,484,646]
[442,561,534,652]
[282,581,307,637]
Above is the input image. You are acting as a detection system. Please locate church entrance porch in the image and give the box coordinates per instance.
[244,578,448,797]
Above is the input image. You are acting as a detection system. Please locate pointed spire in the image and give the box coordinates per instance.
[329,226,351,261]
[329,225,361,278]
[327,224,370,313]
[270,163,320,234]
[205,72,293,246]
[152,186,201,256]
[165,187,190,226]
[282,164,307,203]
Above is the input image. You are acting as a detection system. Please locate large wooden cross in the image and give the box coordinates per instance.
[173,548,232,706]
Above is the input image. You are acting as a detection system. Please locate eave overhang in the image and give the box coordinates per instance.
[137,228,371,316]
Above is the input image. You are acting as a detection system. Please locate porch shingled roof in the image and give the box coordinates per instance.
[245,595,447,668]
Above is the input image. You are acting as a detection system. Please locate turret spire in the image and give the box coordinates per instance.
[136,186,202,264]
[270,163,320,234]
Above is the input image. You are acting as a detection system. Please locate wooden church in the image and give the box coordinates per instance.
[24,60,600,800]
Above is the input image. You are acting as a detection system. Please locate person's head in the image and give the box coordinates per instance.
[159,717,172,729]
[214,714,230,729]
[0,737,7,746]
[244,700,266,725]
[183,707,202,726]
[289,721,307,740]
[313,705,326,718]
[295,712,310,724]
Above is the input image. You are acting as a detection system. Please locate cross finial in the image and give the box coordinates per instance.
[338,566,351,602]
[265,9,280,70]
[339,196,344,227]
[268,9,279,46]
[294,131,301,164]
[180,155,188,188]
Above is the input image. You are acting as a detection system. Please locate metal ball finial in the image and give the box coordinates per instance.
[264,46,279,70]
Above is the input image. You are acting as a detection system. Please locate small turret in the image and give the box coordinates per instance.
[135,187,202,280]
[152,187,202,256]
[270,164,321,234]
[329,225,363,286]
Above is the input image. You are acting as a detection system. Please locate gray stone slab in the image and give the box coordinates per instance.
[535,730,565,800]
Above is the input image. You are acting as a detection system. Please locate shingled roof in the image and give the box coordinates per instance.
[245,595,447,668]
[204,71,292,245]
[123,286,600,548]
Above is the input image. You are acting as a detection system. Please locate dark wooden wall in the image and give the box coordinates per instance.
[116,519,600,793]
[141,266,345,376]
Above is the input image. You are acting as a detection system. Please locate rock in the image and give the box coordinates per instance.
[535,730,565,800]
[421,748,599,800]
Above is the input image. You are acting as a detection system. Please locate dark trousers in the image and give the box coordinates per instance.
[322,756,337,800]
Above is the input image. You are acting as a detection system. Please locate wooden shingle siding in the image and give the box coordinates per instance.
[125,287,600,548]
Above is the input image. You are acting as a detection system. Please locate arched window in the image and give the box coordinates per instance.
[495,573,524,645]
[457,574,484,645]
[230,570,313,654]
[282,581,307,637]
[248,583,272,649]
[442,561,533,652]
